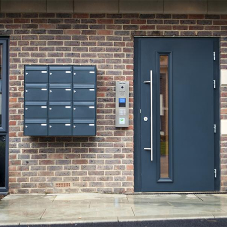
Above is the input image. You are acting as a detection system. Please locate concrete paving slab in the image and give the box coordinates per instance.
[0,193,227,226]
[55,193,126,200]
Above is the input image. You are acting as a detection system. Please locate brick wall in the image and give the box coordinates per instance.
[4,13,227,193]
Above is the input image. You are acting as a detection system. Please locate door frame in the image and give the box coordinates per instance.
[134,37,220,192]
[0,37,9,194]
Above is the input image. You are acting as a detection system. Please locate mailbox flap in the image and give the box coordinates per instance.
[49,66,72,71]
[73,66,96,71]
[73,119,95,124]
[49,119,71,124]
[25,84,48,89]
[73,102,95,106]
[73,84,95,89]
[49,84,71,89]
[25,101,47,106]
[25,119,47,124]
[49,102,71,106]
[25,66,48,71]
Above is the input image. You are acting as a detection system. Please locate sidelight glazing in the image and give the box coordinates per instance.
[159,55,169,179]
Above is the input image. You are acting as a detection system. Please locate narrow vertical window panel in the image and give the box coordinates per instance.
[160,55,169,179]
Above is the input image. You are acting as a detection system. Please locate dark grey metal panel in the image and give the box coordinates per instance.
[49,102,71,105]
[24,65,97,137]
[49,86,72,101]
[135,38,217,192]
[73,122,95,136]
[49,66,72,83]
[25,84,48,101]
[73,66,96,71]
[49,84,71,89]
[24,119,47,136]
[25,84,48,88]
[25,66,48,83]
[73,102,95,119]
[25,119,47,123]
[134,38,142,192]
[49,119,71,124]
[73,88,95,101]
[73,69,96,84]
[74,119,95,124]
[49,66,72,71]
[25,101,47,119]
[73,102,95,106]
[213,39,220,191]
[25,66,48,71]
[73,84,95,89]
[49,119,72,136]
[25,101,47,105]
[49,102,72,119]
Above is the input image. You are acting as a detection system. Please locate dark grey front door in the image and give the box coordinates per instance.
[134,38,219,192]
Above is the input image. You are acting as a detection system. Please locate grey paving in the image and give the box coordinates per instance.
[0,193,227,225]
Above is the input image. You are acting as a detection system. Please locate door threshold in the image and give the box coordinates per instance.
[128,191,227,195]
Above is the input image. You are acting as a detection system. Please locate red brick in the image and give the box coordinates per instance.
[4,13,227,194]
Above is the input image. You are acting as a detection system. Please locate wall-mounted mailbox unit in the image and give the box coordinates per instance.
[24,65,96,136]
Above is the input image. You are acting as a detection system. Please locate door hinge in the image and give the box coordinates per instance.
[214,169,217,178]
[213,52,216,61]
[214,124,217,133]
[213,80,216,89]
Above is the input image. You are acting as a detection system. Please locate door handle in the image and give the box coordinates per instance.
[144,70,153,161]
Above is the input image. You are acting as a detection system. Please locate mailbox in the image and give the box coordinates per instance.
[49,119,72,136]
[49,102,72,119]
[73,66,96,84]
[25,66,48,83]
[24,119,48,136]
[49,84,72,101]
[49,66,72,83]
[25,84,48,101]
[73,119,95,136]
[24,65,96,136]
[73,102,95,119]
[25,101,47,119]
[73,84,95,101]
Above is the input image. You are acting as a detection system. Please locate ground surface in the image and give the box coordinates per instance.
[1,193,227,226]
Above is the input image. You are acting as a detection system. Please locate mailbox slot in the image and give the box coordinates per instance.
[73,102,95,119]
[49,102,72,119]
[25,101,47,119]
[73,84,95,101]
[49,84,72,101]
[24,119,48,136]
[49,119,72,136]
[49,66,72,83]
[73,66,96,84]
[73,119,96,136]
[25,84,48,101]
[25,66,48,83]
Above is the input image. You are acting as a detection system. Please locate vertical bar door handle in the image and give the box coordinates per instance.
[150,70,153,161]
[144,70,153,161]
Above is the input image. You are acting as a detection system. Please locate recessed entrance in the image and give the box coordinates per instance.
[134,38,219,192]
